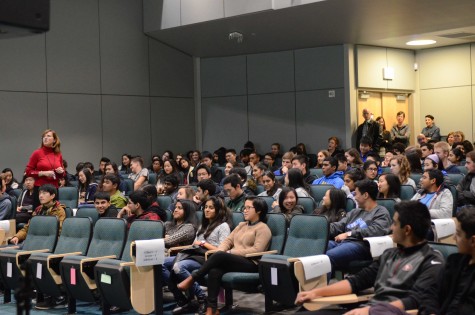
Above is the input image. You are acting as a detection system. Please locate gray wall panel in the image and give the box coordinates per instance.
[99,0,149,96]
[201,56,247,97]
[295,46,344,91]
[46,0,101,94]
[102,96,152,165]
[0,35,46,92]
[247,51,294,94]
[151,97,196,154]
[47,94,102,172]
[0,92,48,176]
[149,39,194,97]
[248,93,296,153]
[296,89,346,154]
[202,96,248,151]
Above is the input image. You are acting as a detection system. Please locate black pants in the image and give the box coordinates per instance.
[192,251,258,309]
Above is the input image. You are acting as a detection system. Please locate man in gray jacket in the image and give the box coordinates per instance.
[411,169,453,219]
[326,179,391,273]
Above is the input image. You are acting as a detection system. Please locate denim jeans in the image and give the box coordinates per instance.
[326,240,372,271]
[168,258,204,301]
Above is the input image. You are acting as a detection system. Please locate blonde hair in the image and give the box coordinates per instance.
[390,155,411,185]
[434,141,450,154]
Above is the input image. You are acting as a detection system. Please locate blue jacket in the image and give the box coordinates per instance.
[312,171,344,189]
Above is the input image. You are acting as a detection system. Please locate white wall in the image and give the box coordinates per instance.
[0,0,194,177]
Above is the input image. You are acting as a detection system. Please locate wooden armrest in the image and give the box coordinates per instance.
[245,250,277,258]
[120,261,135,267]
[0,245,19,250]
[17,249,50,274]
[17,249,50,257]
[45,252,81,285]
[310,293,373,305]
[80,255,116,263]
[205,249,219,260]
[47,252,82,262]
[79,255,116,290]
[168,245,193,255]
[288,257,299,263]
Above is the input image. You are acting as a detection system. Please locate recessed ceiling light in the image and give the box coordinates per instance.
[406,39,436,46]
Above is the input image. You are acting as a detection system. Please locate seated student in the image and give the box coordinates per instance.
[194,179,217,211]
[162,175,180,209]
[359,136,375,162]
[128,156,149,191]
[0,174,12,220]
[222,174,247,212]
[423,154,452,186]
[313,188,346,223]
[377,173,401,202]
[230,167,256,196]
[325,179,391,273]
[93,191,119,218]
[96,157,110,178]
[274,151,295,176]
[197,152,223,184]
[312,157,345,189]
[315,150,330,169]
[457,150,475,208]
[272,187,303,222]
[10,184,66,245]
[390,155,417,189]
[164,197,232,315]
[431,206,475,314]
[334,153,350,173]
[177,196,272,315]
[141,184,167,221]
[1,168,19,196]
[103,162,127,193]
[345,148,363,169]
[327,136,344,157]
[446,147,464,174]
[435,141,462,174]
[258,171,282,207]
[194,165,222,196]
[263,152,278,172]
[100,173,127,209]
[16,175,35,225]
[117,190,159,229]
[286,168,312,198]
[78,168,98,204]
[342,168,365,207]
[292,155,317,185]
[162,159,184,185]
[296,200,444,315]
[252,162,267,186]
[363,160,379,182]
[164,199,198,248]
[421,142,434,160]
[411,169,453,219]
[179,157,195,185]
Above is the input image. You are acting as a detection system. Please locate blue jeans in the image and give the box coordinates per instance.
[326,240,371,271]
[163,256,205,301]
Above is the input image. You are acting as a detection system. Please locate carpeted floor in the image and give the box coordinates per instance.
[0,289,299,314]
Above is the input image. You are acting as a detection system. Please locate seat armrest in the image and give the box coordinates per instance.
[17,249,50,271]
[46,252,82,285]
[244,250,278,258]
[168,245,193,256]
[120,261,135,267]
[0,245,19,250]
[80,255,117,290]
[287,257,299,263]
[311,293,372,304]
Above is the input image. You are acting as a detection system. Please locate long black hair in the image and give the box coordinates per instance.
[314,188,346,223]
[286,168,309,192]
[197,196,232,239]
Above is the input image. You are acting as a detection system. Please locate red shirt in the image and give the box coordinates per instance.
[126,210,160,229]
[25,146,64,187]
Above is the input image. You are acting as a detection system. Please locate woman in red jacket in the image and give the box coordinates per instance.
[25,129,65,208]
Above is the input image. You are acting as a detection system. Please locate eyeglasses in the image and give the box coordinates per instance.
[244,206,255,211]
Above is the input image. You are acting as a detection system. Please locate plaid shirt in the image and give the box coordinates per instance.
[126,210,160,229]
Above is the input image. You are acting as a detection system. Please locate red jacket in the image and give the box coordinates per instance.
[25,146,64,187]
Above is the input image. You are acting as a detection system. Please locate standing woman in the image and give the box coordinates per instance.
[178,196,271,315]
[25,129,65,209]
[375,116,392,154]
